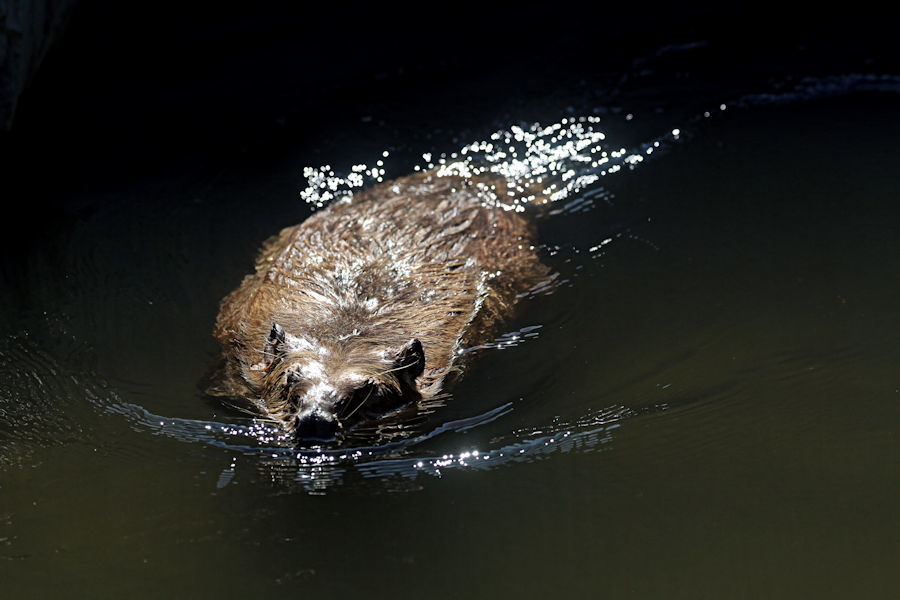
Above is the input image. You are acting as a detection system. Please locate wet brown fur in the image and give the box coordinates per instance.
[212,171,547,435]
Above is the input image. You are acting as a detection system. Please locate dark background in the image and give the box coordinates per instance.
[1,1,896,269]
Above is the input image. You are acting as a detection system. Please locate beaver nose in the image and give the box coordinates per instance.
[294,411,338,441]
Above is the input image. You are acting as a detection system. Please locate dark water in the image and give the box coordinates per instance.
[2,6,898,598]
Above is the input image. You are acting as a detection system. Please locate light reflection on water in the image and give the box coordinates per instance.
[103,394,640,493]
[298,74,900,220]
[300,116,682,212]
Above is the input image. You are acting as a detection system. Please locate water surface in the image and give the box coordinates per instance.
[1,12,898,598]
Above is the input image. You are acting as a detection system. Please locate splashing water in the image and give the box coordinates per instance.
[300,116,683,212]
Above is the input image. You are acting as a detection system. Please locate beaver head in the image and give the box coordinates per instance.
[247,323,425,441]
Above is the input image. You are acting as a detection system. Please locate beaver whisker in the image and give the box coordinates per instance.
[376,362,419,376]
[340,384,376,423]
[217,396,272,419]
[253,414,281,425]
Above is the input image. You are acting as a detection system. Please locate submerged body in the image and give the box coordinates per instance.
[213,171,546,440]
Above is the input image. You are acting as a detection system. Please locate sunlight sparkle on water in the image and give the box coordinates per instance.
[299,117,679,210]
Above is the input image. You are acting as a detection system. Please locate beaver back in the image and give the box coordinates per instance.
[214,171,546,405]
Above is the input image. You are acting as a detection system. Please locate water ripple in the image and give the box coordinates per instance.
[101,392,644,493]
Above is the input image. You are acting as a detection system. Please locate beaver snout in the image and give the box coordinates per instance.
[294,410,339,441]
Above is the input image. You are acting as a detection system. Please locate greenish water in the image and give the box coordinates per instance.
[1,21,898,599]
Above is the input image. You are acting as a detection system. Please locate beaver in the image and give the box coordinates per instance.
[211,170,548,441]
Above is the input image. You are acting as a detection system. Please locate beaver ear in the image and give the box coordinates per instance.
[393,338,425,380]
[263,322,286,365]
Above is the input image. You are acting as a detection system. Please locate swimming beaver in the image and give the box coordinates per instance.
[212,170,547,441]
